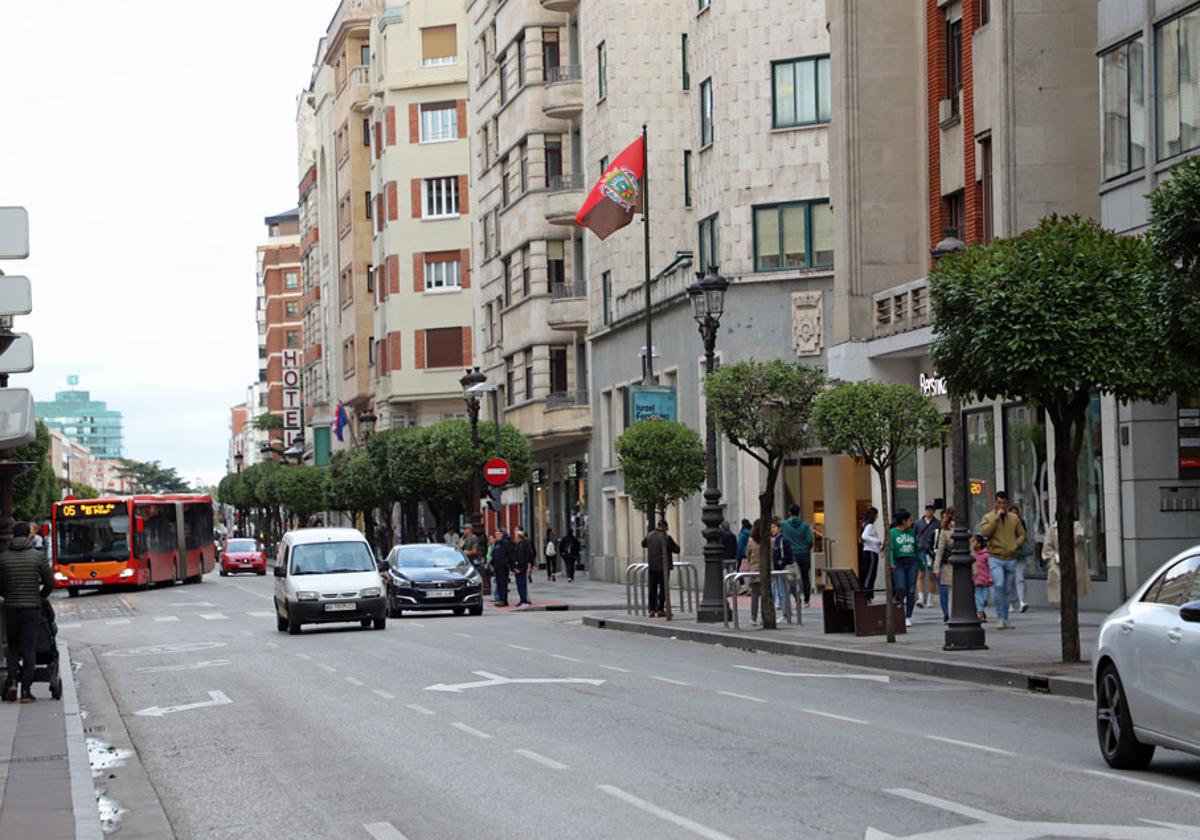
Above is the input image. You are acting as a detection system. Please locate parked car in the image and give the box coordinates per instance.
[382,543,484,617]
[220,538,266,576]
[1093,545,1200,768]
[273,528,386,635]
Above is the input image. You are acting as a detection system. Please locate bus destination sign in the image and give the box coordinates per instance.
[60,502,120,518]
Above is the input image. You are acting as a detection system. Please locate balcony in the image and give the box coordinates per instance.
[348,65,370,112]
[542,66,582,120]
[540,0,579,11]
[545,172,585,225]
[548,282,587,329]
[546,389,589,409]
[872,278,930,338]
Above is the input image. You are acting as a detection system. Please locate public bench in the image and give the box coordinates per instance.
[821,568,905,636]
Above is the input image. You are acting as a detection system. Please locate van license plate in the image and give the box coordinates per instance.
[325,602,356,612]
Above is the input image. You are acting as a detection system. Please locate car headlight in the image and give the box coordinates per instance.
[296,591,318,601]
[467,571,482,585]
[391,573,413,588]
[54,571,68,582]
[359,587,381,598]
[118,568,135,579]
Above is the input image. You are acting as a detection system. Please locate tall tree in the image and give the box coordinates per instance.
[1146,154,1200,370]
[614,420,706,521]
[705,360,826,629]
[930,215,1183,662]
[13,421,58,523]
[116,459,192,494]
[812,381,945,642]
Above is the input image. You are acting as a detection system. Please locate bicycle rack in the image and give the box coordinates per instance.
[673,562,699,614]
[722,569,802,629]
[625,563,649,615]
[626,562,699,615]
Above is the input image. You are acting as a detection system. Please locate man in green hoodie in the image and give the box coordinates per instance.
[780,505,815,606]
[0,522,54,703]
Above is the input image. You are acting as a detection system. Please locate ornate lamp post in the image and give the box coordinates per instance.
[234,450,244,474]
[931,229,987,651]
[461,366,488,536]
[358,408,377,443]
[688,265,730,623]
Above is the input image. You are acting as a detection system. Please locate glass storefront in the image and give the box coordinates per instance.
[892,447,919,522]
[1078,395,1105,578]
[963,408,996,530]
[1003,403,1049,572]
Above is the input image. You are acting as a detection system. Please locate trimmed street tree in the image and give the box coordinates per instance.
[13,421,57,523]
[276,466,328,526]
[705,359,826,630]
[812,381,946,642]
[1147,154,1200,371]
[930,214,1183,662]
[614,419,706,522]
[326,449,380,541]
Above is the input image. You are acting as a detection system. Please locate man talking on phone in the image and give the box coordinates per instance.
[979,491,1025,630]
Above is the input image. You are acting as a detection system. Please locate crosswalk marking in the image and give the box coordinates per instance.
[199,613,228,621]
[363,823,409,840]
[247,610,274,618]
[105,619,131,626]
[153,616,180,623]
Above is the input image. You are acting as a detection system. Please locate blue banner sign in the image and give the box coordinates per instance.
[630,386,677,423]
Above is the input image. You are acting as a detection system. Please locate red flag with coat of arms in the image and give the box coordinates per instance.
[574,136,645,240]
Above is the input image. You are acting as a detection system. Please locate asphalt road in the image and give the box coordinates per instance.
[55,571,1200,840]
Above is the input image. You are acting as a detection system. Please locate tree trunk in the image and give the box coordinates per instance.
[758,459,782,630]
[876,467,897,643]
[1050,399,1088,663]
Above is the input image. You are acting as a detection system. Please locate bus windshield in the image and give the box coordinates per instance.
[56,514,132,564]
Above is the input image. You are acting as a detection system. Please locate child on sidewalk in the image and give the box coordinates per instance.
[972,533,993,623]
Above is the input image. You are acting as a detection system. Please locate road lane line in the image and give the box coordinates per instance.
[651,676,690,686]
[296,653,312,660]
[405,703,436,716]
[925,735,1013,756]
[598,785,736,840]
[1086,770,1200,802]
[199,613,228,621]
[153,616,180,623]
[718,690,764,702]
[508,644,534,651]
[550,653,582,662]
[318,664,337,673]
[406,622,426,628]
[247,610,274,618]
[363,822,410,840]
[371,690,396,700]
[514,748,568,770]
[451,722,492,739]
[105,619,131,626]
[455,632,474,639]
[733,664,890,683]
[598,664,632,673]
[801,708,867,724]
[344,677,365,687]
[265,642,278,649]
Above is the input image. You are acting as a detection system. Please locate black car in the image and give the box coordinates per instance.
[382,544,484,617]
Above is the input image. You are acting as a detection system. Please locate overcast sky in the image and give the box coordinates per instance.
[0,0,336,487]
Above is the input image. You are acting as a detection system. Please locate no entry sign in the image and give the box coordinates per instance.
[484,457,510,486]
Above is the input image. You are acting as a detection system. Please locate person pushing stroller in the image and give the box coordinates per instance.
[1,522,56,703]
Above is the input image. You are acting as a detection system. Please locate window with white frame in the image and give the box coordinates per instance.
[424,254,461,290]
[421,25,457,66]
[423,177,459,218]
[420,103,458,143]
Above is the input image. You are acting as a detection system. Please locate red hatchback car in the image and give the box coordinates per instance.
[220,538,267,576]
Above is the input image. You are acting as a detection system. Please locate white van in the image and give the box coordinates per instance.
[273,527,386,635]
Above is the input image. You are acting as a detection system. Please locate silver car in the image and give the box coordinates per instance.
[1093,546,1200,768]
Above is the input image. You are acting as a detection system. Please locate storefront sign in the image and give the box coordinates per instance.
[630,386,677,423]
[282,349,303,447]
[919,372,947,397]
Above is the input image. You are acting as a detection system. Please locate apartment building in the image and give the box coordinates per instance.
[1098,0,1200,587]
[466,0,593,545]
[257,208,303,452]
[368,3,475,428]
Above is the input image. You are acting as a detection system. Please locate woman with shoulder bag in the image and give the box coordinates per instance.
[544,528,558,582]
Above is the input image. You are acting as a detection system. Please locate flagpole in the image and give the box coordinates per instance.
[641,123,653,387]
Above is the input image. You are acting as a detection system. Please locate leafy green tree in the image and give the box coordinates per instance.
[325,449,379,537]
[614,420,706,521]
[276,466,328,524]
[930,215,1181,662]
[253,413,284,431]
[812,381,945,641]
[12,421,57,523]
[1147,154,1200,369]
[116,459,192,493]
[59,478,100,499]
[705,360,826,629]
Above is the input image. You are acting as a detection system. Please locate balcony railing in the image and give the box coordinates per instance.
[546,172,585,192]
[349,65,370,86]
[872,277,930,338]
[551,281,586,299]
[546,389,589,408]
[545,65,582,83]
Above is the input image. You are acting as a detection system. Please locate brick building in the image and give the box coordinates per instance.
[256,208,303,450]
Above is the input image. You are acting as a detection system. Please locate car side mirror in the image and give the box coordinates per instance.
[273,565,286,578]
[378,560,390,573]
[1180,601,1200,623]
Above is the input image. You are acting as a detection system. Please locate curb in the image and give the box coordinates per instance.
[487,603,629,614]
[582,615,1095,701]
[58,641,103,840]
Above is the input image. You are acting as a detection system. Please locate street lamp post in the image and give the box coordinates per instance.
[931,229,987,652]
[358,408,377,443]
[688,266,730,623]
[461,366,488,537]
[234,450,244,474]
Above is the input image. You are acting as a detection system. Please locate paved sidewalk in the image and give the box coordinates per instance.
[585,597,1105,700]
[0,642,100,839]
[485,571,630,613]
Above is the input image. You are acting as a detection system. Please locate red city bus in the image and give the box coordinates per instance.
[51,494,217,596]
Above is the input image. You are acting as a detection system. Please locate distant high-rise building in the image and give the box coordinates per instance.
[36,380,124,459]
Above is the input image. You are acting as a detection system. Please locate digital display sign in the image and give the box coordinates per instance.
[59,502,121,518]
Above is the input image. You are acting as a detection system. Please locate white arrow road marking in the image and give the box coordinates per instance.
[733,664,891,683]
[363,823,409,840]
[866,788,1199,839]
[104,642,227,657]
[134,690,232,718]
[136,659,230,674]
[424,670,605,693]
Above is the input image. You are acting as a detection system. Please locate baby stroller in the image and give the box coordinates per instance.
[2,600,62,700]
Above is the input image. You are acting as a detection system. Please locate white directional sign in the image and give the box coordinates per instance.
[0,388,35,448]
[134,690,232,718]
[425,670,605,693]
[866,788,1196,839]
[0,208,29,259]
[0,276,32,316]
[0,333,34,374]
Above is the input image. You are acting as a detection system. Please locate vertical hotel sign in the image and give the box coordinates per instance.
[282,349,303,448]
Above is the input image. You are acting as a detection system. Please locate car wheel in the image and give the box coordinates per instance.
[257,570,266,576]
[453,607,465,616]
[469,605,483,616]
[220,569,227,577]
[373,617,386,630]
[287,610,301,636]
[361,618,372,629]
[68,587,79,598]
[1097,664,1155,770]
[276,612,287,632]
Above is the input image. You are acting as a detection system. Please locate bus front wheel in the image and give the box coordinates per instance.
[67,587,79,598]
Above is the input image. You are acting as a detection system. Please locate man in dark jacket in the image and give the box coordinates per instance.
[490,529,513,606]
[558,528,581,582]
[1,523,54,703]
[511,529,535,607]
[641,519,680,617]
